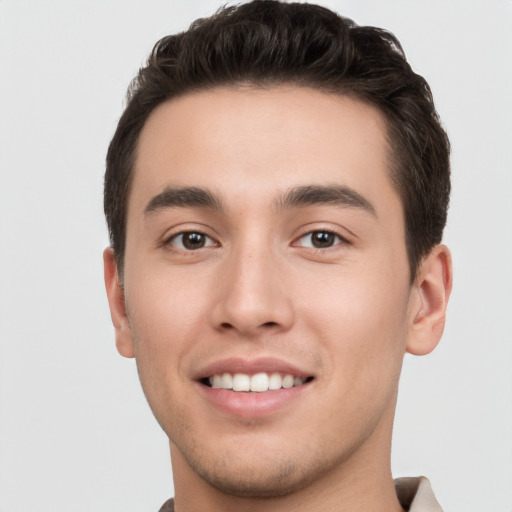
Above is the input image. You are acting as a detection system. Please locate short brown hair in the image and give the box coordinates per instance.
[105,0,450,281]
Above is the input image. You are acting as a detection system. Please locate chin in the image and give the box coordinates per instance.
[200,467,307,498]
[182,446,334,499]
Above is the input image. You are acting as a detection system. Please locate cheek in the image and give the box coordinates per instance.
[299,263,410,382]
[123,271,211,433]
[127,265,211,340]
[124,267,216,390]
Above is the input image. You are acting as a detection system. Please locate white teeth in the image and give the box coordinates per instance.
[268,372,282,390]
[282,374,294,389]
[212,374,222,388]
[221,373,233,389]
[250,372,269,392]
[208,372,306,392]
[233,373,251,392]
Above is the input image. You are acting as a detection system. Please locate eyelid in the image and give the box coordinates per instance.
[293,226,352,247]
[297,230,345,249]
[162,228,220,251]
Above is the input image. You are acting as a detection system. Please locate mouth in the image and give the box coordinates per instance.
[201,372,314,392]
[195,358,315,417]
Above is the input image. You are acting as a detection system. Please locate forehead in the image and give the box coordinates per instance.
[130,86,399,219]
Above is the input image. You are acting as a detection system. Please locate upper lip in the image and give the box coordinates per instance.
[194,356,314,381]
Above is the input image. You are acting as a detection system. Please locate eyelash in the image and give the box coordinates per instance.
[164,229,349,252]
[294,229,349,250]
[164,231,217,251]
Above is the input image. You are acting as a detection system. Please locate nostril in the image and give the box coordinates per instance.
[262,321,278,327]
[220,322,234,329]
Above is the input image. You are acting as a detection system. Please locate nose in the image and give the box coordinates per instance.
[211,244,294,337]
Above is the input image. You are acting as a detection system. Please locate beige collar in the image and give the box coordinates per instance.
[395,476,443,511]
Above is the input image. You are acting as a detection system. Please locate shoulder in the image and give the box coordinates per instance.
[157,498,174,512]
[395,476,443,512]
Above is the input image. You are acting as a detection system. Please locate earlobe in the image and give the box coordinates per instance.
[406,244,453,356]
[103,247,135,358]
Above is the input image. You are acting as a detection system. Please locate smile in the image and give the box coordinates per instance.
[196,358,315,417]
[205,372,312,392]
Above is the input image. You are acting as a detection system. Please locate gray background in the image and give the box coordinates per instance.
[0,1,511,510]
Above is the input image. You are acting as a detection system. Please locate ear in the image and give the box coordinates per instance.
[406,244,453,356]
[103,247,135,358]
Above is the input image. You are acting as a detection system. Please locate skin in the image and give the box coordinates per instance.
[104,86,452,512]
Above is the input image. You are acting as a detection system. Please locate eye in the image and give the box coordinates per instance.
[297,230,344,249]
[168,231,217,251]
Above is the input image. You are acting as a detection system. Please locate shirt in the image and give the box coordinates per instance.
[158,475,443,512]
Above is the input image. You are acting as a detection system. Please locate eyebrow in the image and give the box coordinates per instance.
[144,186,224,215]
[143,184,376,218]
[275,185,376,217]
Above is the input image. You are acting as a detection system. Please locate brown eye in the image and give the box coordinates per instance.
[169,232,216,250]
[298,230,342,249]
[312,231,336,248]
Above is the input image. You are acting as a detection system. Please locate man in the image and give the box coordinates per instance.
[103,1,452,511]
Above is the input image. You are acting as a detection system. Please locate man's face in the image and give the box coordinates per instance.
[114,86,418,496]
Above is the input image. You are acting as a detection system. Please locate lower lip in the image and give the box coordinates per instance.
[197,383,309,418]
